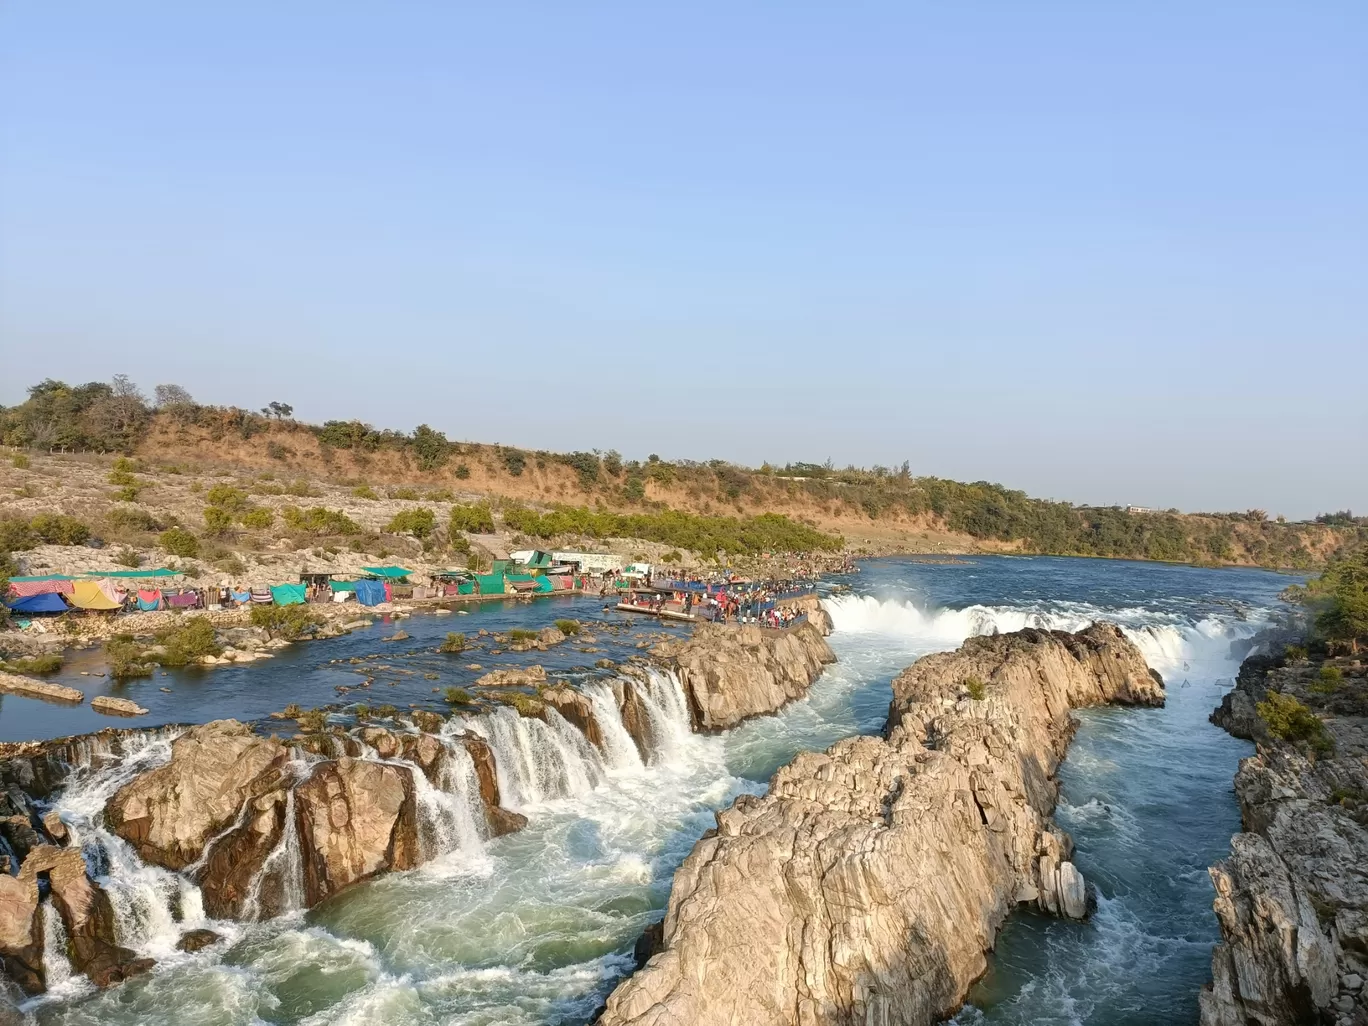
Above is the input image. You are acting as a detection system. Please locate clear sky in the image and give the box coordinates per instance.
[2,3,1364,520]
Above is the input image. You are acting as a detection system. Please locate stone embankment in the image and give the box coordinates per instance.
[652,594,836,730]
[1200,652,1368,1026]
[597,623,1165,1026]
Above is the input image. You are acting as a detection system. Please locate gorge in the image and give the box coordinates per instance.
[0,556,1300,1024]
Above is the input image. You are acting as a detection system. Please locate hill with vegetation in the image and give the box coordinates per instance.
[2,377,1364,583]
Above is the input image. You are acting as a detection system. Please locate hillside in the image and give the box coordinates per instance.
[2,379,1364,580]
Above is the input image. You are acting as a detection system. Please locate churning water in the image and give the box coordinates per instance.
[18,556,1294,1025]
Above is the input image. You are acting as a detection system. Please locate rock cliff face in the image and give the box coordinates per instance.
[1200,654,1368,1026]
[598,624,1163,1026]
[103,719,523,920]
[654,603,836,731]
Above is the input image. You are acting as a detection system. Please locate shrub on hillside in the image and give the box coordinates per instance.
[28,513,92,547]
[106,505,161,533]
[205,484,250,511]
[107,635,154,679]
[389,486,420,501]
[240,508,275,530]
[1257,691,1334,755]
[964,675,987,701]
[0,653,63,675]
[450,503,495,535]
[385,507,436,540]
[11,454,29,469]
[1310,665,1344,694]
[203,506,235,536]
[281,506,361,536]
[352,485,379,500]
[159,527,200,557]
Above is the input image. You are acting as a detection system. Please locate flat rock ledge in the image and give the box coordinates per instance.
[0,672,83,704]
[91,696,149,717]
[652,595,837,730]
[598,623,1164,1026]
[1200,653,1368,1026]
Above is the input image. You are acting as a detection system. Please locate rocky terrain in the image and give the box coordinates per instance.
[653,594,835,729]
[597,623,1165,1026]
[1201,652,1368,1026]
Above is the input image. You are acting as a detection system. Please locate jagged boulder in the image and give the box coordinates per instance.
[614,678,655,763]
[461,735,526,837]
[196,788,290,919]
[598,624,1163,1026]
[657,619,837,730]
[19,846,153,990]
[106,720,288,870]
[0,873,41,993]
[294,757,420,905]
[541,685,604,750]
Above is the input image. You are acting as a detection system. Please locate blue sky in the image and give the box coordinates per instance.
[2,3,1364,519]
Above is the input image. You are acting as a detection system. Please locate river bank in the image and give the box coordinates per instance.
[1201,648,1367,1026]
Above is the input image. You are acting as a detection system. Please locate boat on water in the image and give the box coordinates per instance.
[615,602,698,622]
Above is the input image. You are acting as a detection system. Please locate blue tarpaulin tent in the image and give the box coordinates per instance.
[6,593,69,614]
[354,579,388,606]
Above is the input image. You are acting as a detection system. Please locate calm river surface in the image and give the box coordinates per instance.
[11,556,1291,1025]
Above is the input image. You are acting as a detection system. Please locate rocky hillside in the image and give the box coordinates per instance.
[1201,651,1368,1026]
[4,379,1362,568]
[597,623,1165,1026]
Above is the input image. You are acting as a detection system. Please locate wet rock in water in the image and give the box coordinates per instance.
[597,624,1164,1026]
[473,666,547,690]
[0,873,42,994]
[197,788,290,919]
[460,735,526,837]
[614,678,655,763]
[21,846,154,989]
[107,720,289,870]
[175,929,221,953]
[91,696,149,717]
[541,685,604,750]
[380,630,410,643]
[294,757,420,905]
[0,672,83,704]
[41,811,68,846]
[655,619,837,730]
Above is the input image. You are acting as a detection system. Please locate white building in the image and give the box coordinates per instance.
[552,551,626,573]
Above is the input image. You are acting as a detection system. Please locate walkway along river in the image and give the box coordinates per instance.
[5,556,1291,1025]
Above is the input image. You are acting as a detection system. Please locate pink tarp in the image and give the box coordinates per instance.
[8,579,75,597]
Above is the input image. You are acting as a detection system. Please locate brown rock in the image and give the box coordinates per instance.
[615,678,655,763]
[91,696,149,717]
[196,789,289,919]
[0,873,41,994]
[20,846,154,990]
[294,757,419,905]
[175,929,221,953]
[474,665,548,690]
[107,720,288,870]
[657,619,837,730]
[460,735,526,837]
[541,685,604,749]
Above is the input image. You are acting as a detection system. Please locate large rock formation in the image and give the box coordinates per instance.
[295,757,420,906]
[106,720,289,870]
[655,612,837,730]
[598,624,1164,1026]
[1200,653,1368,1026]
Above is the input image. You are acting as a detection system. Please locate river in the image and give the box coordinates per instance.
[13,555,1291,1025]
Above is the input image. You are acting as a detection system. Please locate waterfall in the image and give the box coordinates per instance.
[401,748,484,862]
[240,787,305,921]
[41,902,75,989]
[469,706,605,810]
[582,681,645,772]
[634,669,694,765]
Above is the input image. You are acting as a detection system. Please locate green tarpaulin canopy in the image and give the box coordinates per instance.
[360,566,413,579]
[330,580,358,592]
[79,568,182,579]
[457,581,475,595]
[8,574,74,582]
[475,573,505,594]
[270,583,307,606]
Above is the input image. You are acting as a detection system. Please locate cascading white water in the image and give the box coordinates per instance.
[40,902,76,990]
[240,786,305,922]
[395,749,485,863]
[634,669,695,765]
[582,681,646,772]
[469,706,600,809]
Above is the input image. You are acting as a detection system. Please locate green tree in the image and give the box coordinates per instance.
[203,506,235,536]
[385,507,437,540]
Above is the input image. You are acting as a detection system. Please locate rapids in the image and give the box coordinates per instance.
[13,556,1296,1025]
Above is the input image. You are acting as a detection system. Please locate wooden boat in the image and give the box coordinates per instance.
[615,603,698,622]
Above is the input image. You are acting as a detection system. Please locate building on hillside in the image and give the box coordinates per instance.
[1126,506,1157,514]
[509,549,555,570]
[551,551,625,574]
